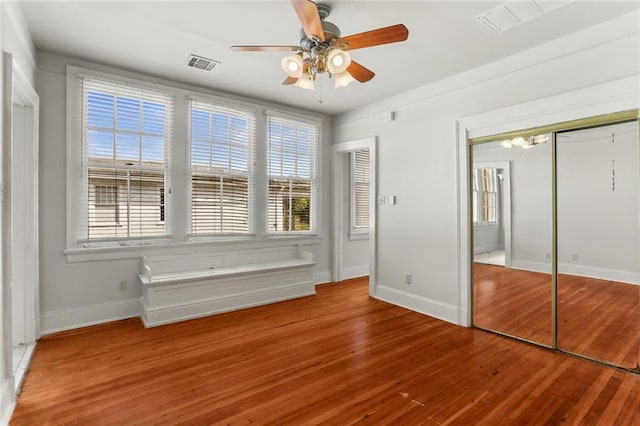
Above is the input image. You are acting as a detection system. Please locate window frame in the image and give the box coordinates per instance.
[67,67,174,248]
[349,148,370,239]
[265,110,321,236]
[65,66,325,257]
[472,166,501,226]
[187,96,257,238]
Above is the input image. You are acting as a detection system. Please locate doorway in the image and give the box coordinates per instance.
[2,54,40,395]
[331,138,376,293]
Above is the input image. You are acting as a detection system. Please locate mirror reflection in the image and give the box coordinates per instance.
[472,135,553,346]
[557,121,640,369]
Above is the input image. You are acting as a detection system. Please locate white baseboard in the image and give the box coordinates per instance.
[558,263,639,285]
[510,259,551,274]
[510,259,640,285]
[312,270,332,285]
[1,379,15,426]
[341,265,369,280]
[40,298,141,336]
[374,285,459,325]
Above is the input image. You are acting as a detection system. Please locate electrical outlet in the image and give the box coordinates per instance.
[118,280,127,292]
[545,252,551,259]
[571,253,579,261]
[405,273,412,285]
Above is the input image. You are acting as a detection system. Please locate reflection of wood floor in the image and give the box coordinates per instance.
[11,278,640,424]
[474,263,640,370]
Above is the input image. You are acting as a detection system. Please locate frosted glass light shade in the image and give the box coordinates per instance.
[295,73,315,90]
[334,71,355,88]
[281,54,304,78]
[327,49,351,74]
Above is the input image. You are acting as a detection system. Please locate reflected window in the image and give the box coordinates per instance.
[473,167,499,224]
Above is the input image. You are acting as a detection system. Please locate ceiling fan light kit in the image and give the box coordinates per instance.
[281,53,304,78]
[231,0,409,91]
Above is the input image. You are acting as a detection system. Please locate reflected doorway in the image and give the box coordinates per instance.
[472,137,553,347]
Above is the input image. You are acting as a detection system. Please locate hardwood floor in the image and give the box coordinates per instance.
[12,278,640,425]
[474,263,640,369]
[473,263,553,346]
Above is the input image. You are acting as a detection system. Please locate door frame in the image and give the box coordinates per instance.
[471,161,511,267]
[2,53,40,396]
[331,137,377,294]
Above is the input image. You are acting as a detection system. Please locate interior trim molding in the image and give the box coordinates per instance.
[312,270,332,285]
[341,265,369,281]
[1,1,37,69]
[39,298,141,336]
[509,259,640,286]
[374,284,459,325]
[334,11,640,126]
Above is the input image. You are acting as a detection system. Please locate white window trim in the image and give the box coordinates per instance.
[65,65,325,259]
[67,66,175,249]
[349,149,370,240]
[186,95,257,238]
[265,109,322,237]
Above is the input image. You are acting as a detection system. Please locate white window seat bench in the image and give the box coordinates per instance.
[139,245,316,327]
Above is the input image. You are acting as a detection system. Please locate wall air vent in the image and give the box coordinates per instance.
[476,0,576,34]
[186,54,220,72]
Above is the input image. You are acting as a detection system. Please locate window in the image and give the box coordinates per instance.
[189,99,255,235]
[473,167,499,224]
[82,78,172,241]
[266,114,318,234]
[68,67,324,252]
[351,149,370,236]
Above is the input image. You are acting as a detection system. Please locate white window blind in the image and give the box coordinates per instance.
[266,114,318,234]
[189,99,255,235]
[351,149,370,233]
[81,78,173,241]
[473,167,499,224]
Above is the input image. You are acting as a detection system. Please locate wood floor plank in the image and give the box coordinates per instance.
[474,263,640,369]
[11,278,640,425]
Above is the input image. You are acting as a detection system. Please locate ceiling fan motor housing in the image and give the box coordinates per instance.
[298,3,340,52]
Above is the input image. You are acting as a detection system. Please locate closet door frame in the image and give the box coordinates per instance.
[456,77,639,365]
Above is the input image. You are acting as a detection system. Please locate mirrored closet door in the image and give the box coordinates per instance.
[471,112,639,371]
[472,136,553,347]
[556,121,640,369]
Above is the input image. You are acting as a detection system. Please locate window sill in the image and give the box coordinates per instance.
[64,235,324,263]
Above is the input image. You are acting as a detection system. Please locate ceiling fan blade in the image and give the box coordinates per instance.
[291,0,325,42]
[283,76,298,85]
[337,24,409,51]
[347,61,375,83]
[231,45,301,52]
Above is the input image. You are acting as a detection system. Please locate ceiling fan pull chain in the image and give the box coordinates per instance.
[317,75,323,104]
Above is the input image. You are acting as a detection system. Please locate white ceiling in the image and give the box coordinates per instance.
[19,1,640,115]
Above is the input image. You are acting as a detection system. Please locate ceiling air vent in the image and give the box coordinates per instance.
[476,0,576,34]
[186,54,220,72]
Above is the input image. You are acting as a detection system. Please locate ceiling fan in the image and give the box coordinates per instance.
[231,0,409,90]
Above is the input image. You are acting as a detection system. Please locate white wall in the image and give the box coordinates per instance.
[0,1,36,423]
[333,11,640,324]
[557,121,639,283]
[36,51,333,335]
